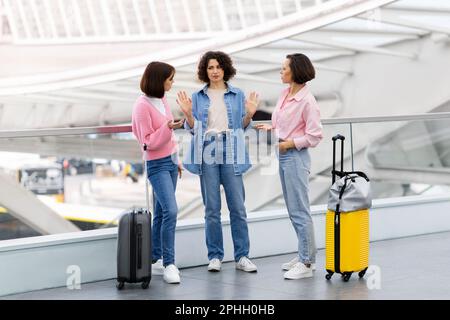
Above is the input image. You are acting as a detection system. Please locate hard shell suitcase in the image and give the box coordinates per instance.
[116,144,152,290]
[325,134,371,282]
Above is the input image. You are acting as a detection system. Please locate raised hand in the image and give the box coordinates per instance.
[245,91,259,117]
[176,91,192,117]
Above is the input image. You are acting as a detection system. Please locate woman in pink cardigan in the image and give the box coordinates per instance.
[132,61,184,284]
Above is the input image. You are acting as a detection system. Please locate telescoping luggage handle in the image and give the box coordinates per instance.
[142,143,151,214]
[332,134,345,185]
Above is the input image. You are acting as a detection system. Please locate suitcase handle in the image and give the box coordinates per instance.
[332,135,345,184]
[137,224,142,269]
[142,144,151,216]
[332,134,345,142]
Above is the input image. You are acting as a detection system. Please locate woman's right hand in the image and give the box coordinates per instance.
[254,123,272,131]
[167,119,185,130]
[176,91,192,117]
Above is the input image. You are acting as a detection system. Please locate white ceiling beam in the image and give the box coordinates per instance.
[88,83,139,95]
[30,0,44,38]
[318,17,426,36]
[255,0,265,24]
[260,38,355,51]
[57,0,71,37]
[115,0,130,36]
[257,63,353,75]
[385,4,450,14]
[86,0,100,37]
[2,0,19,39]
[43,0,57,38]
[17,0,31,38]
[358,11,450,36]
[233,51,353,75]
[0,0,397,94]
[147,0,161,33]
[171,80,203,90]
[0,94,87,105]
[294,34,417,59]
[100,0,114,36]
[199,0,211,32]
[181,0,194,32]
[216,0,229,31]
[164,0,177,33]
[72,0,86,37]
[46,90,134,103]
[235,73,281,85]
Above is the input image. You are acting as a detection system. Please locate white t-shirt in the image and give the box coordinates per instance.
[144,95,166,116]
[206,88,229,133]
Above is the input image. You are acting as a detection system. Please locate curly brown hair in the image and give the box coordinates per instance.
[197,51,236,83]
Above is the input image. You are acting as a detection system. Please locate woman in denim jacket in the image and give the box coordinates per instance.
[176,51,260,273]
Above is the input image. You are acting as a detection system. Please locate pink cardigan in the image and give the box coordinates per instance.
[132,95,178,161]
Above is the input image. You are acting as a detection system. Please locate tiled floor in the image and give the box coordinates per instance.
[3,231,450,300]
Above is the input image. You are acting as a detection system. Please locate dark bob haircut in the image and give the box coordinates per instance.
[286,53,315,84]
[197,51,236,83]
[140,61,175,98]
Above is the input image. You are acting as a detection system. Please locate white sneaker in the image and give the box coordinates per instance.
[283,262,313,280]
[163,264,180,284]
[236,256,258,272]
[152,259,164,275]
[207,258,222,272]
[282,257,316,271]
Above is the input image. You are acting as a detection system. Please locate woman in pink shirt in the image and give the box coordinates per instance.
[131,61,184,284]
[256,53,323,280]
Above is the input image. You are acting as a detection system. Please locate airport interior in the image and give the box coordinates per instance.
[0,0,450,300]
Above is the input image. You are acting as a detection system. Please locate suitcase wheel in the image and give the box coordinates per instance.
[116,281,125,290]
[141,281,150,289]
[358,268,367,278]
[325,274,333,280]
[342,272,352,282]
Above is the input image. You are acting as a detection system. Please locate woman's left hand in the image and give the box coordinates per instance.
[279,140,294,154]
[245,91,259,116]
[178,164,183,178]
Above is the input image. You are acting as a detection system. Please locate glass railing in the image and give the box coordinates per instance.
[1,112,450,240]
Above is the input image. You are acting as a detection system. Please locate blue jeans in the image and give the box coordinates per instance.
[147,154,178,267]
[278,148,317,264]
[200,133,250,262]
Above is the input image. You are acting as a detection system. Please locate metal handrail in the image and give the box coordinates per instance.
[1,112,450,139]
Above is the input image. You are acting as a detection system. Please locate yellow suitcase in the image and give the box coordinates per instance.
[325,135,370,282]
[325,209,369,281]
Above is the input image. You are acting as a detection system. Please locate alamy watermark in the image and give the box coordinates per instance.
[66,265,81,290]
[365,265,381,290]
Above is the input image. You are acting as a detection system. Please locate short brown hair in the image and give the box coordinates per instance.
[140,61,175,98]
[286,53,315,84]
[197,51,236,83]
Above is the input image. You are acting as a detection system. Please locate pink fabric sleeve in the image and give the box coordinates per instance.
[293,101,323,150]
[133,103,173,151]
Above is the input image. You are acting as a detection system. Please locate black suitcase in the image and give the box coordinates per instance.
[116,144,152,290]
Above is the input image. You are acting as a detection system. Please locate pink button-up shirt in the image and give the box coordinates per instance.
[272,85,323,150]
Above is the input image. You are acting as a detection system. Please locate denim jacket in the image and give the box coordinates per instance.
[183,83,252,175]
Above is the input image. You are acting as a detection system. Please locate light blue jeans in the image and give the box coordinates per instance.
[147,154,178,267]
[200,133,250,262]
[278,148,317,265]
